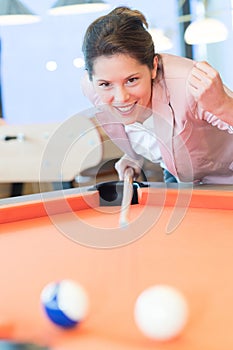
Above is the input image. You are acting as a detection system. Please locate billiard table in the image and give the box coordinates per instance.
[0,183,232,349]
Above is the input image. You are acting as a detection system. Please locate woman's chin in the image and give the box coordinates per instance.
[120,115,137,125]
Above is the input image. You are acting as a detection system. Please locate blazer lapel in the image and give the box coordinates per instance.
[95,107,139,160]
[152,80,177,176]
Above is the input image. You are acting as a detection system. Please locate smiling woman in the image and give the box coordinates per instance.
[81,6,233,185]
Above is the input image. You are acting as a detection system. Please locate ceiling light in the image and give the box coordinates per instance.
[184,18,228,45]
[73,57,85,68]
[48,0,110,16]
[184,17,228,44]
[149,28,173,51]
[0,0,40,25]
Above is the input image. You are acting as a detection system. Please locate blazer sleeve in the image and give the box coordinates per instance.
[185,74,233,134]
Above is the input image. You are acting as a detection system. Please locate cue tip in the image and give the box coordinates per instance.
[119,218,129,229]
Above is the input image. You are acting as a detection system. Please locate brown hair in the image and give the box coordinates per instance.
[82,6,161,80]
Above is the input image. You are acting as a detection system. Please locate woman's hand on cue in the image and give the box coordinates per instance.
[115,154,144,181]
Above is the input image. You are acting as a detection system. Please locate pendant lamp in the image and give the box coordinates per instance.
[183,0,228,45]
[48,0,110,16]
[184,17,228,44]
[149,28,173,52]
[0,0,40,25]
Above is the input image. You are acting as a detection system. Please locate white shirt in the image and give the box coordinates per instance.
[124,116,162,164]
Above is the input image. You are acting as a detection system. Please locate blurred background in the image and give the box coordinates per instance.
[0,0,232,124]
[0,0,232,197]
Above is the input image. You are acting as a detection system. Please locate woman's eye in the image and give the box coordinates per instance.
[127,77,138,84]
[98,82,110,88]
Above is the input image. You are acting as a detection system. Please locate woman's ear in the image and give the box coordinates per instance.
[151,55,158,80]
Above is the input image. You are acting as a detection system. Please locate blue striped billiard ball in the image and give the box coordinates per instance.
[41,279,89,328]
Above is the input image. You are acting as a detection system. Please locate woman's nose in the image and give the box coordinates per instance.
[114,86,129,102]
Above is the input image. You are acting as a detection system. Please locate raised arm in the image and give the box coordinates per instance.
[188,61,233,126]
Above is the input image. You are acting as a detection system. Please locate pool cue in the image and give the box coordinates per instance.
[119,167,134,228]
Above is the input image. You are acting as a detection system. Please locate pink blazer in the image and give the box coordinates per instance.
[82,54,233,184]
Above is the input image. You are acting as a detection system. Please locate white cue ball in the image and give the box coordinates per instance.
[134,285,189,341]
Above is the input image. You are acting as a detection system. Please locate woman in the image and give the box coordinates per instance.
[81,6,233,184]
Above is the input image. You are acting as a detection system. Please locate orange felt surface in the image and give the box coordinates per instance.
[0,189,232,349]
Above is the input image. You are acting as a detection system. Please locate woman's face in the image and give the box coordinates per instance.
[92,54,157,124]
